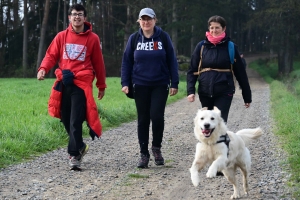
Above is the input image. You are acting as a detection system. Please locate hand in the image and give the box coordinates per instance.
[169,88,178,96]
[98,90,105,100]
[244,103,250,108]
[121,86,129,94]
[187,94,195,102]
[37,69,46,80]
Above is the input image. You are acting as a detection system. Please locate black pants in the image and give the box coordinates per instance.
[134,84,169,156]
[61,84,86,156]
[198,94,233,123]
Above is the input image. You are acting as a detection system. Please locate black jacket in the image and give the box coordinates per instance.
[187,36,252,103]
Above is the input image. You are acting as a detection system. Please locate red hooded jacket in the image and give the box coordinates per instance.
[38,22,106,139]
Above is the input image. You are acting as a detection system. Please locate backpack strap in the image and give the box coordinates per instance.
[228,41,235,64]
[193,40,205,75]
[228,41,236,87]
[193,40,236,76]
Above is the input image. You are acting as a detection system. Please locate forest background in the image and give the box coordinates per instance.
[0,0,299,78]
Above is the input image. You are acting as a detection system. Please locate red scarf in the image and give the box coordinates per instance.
[206,31,225,45]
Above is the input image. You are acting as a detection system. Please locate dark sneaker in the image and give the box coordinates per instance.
[137,154,150,168]
[151,146,164,165]
[69,155,81,168]
[78,143,89,162]
[69,143,89,168]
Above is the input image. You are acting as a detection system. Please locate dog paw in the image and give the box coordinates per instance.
[206,172,216,178]
[190,173,200,187]
[206,168,217,178]
[230,193,240,199]
[191,177,200,187]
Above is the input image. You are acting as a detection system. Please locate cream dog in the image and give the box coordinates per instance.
[190,107,263,199]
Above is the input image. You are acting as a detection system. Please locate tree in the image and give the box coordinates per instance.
[0,0,299,77]
[252,0,300,76]
[36,0,50,71]
[171,2,178,55]
[64,0,67,29]
[23,0,28,77]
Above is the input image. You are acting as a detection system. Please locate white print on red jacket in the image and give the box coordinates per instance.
[63,43,86,61]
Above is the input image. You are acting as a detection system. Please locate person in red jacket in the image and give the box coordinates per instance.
[37,4,106,169]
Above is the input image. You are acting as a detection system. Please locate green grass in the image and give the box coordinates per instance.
[249,58,300,198]
[0,76,187,169]
[127,173,149,179]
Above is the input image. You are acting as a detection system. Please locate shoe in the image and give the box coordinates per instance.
[151,146,164,165]
[69,155,81,168]
[137,154,150,168]
[78,143,89,161]
[69,143,89,168]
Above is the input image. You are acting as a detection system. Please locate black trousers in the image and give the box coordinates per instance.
[61,84,86,156]
[198,93,233,123]
[134,84,169,156]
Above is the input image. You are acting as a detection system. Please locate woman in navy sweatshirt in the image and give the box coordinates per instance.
[121,8,179,168]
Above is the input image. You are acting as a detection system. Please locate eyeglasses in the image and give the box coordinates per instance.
[140,18,154,22]
[70,13,84,17]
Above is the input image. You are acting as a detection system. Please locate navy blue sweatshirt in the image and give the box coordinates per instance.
[121,26,179,88]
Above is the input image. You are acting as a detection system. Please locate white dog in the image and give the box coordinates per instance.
[190,107,263,199]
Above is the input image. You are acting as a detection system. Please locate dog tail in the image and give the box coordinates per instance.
[236,127,263,146]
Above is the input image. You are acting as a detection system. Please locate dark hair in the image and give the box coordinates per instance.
[207,15,226,28]
[68,4,87,17]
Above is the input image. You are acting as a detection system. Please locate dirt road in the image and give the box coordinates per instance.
[0,55,295,200]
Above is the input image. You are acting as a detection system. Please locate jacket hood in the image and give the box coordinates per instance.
[64,21,92,61]
[67,21,92,35]
[138,26,162,40]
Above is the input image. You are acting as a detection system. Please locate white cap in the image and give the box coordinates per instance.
[138,8,156,19]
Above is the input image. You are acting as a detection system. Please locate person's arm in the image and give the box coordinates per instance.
[187,42,202,96]
[164,32,179,96]
[233,47,252,104]
[121,34,135,88]
[37,33,63,76]
[90,34,107,99]
[164,33,179,91]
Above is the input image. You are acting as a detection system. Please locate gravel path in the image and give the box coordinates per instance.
[0,55,296,200]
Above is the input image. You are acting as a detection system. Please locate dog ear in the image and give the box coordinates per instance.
[213,106,221,115]
[201,107,208,111]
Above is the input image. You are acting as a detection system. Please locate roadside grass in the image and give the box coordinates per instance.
[250,58,300,198]
[0,76,187,169]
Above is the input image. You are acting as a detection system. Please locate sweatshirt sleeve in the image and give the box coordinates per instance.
[121,34,135,87]
[232,45,252,103]
[91,35,107,90]
[38,33,62,73]
[186,42,202,95]
[165,33,179,89]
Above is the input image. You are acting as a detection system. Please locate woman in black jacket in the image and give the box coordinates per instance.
[187,15,251,123]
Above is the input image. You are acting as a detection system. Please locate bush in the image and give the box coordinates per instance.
[179,63,189,71]
[177,55,190,64]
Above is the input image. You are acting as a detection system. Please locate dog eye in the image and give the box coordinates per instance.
[211,117,214,120]
[200,117,204,120]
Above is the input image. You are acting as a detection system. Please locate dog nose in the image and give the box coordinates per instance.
[204,123,210,129]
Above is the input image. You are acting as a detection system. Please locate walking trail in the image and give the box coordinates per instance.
[0,54,295,200]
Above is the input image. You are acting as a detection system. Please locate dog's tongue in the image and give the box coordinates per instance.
[202,129,210,134]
